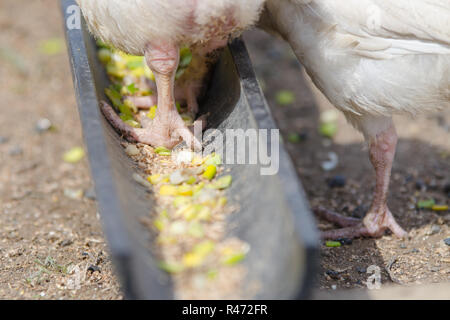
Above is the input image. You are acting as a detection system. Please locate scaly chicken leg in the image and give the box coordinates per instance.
[101,42,202,150]
[316,120,407,240]
[123,80,200,115]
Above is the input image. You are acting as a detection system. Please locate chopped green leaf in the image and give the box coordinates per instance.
[188,222,204,238]
[158,261,184,274]
[192,241,215,257]
[276,90,295,106]
[209,175,232,190]
[125,56,144,69]
[155,146,171,156]
[179,47,192,69]
[204,153,222,166]
[39,38,65,56]
[287,133,302,143]
[126,83,138,95]
[325,241,342,248]
[105,87,123,110]
[125,119,140,128]
[319,122,338,138]
[207,269,219,280]
[97,48,112,64]
[223,252,246,266]
[96,40,110,49]
[175,68,186,80]
[417,199,436,209]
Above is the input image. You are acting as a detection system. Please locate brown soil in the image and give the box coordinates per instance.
[244,30,449,292]
[0,0,121,299]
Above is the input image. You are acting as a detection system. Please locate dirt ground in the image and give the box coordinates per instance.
[0,1,448,300]
[0,0,121,299]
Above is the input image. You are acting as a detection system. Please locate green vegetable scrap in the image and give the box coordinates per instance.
[319,110,339,138]
[325,241,342,248]
[275,90,295,106]
[204,153,222,166]
[417,199,435,209]
[39,38,65,56]
[209,175,232,190]
[158,261,184,274]
[155,146,171,156]
[287,133,302,143]
[319,122,338,138]
[63,147,85,163]
[98,40,249,288]
[176,47,193,80]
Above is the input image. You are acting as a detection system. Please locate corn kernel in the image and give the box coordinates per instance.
[173,196,191,208]
[179,204,198,221]
[182,253,203,268]
[193,182,205,195]
[209,175,232,190]
[177,184,193,196]
[97,48,112,64]
[432,205,448,211]
[153,219,166,231]
[147,106,158,119]
[217,197,228,208]
[188,222,204,238]
[186,176,197,185]
[193,241,215,256]
[147,174,162,185]
[155,146,171,156]
[203,165,217,180]
[192,156,204,166]
[204,153,222,166]
[63,147,85,163]
[124,99,137,113]
[159,185,178,196]
[197,206,212,221]
[125,119,140,128]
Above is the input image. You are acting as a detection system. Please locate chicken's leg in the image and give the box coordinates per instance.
[123,78,200,116]
[316,119,407,240]
[124,95,158,110]
[101,42,202,150]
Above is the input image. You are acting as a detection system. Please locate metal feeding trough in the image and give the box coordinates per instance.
[61,0,318,299]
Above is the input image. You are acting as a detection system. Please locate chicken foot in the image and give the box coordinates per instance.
[101,42,202,150]
[315,124,407,240]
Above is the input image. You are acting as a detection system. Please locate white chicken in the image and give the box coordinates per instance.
[260,0,450,239]
[76,0,264,150]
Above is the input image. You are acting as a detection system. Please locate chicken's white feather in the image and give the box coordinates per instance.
[263,0,450,136]
[76,0,264,55]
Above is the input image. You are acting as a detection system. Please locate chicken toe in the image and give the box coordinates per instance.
[100,101,201,150]
[315,206,407,240]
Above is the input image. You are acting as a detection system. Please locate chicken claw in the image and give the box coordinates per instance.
[100,101,203,151]
[315,206,407,240]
